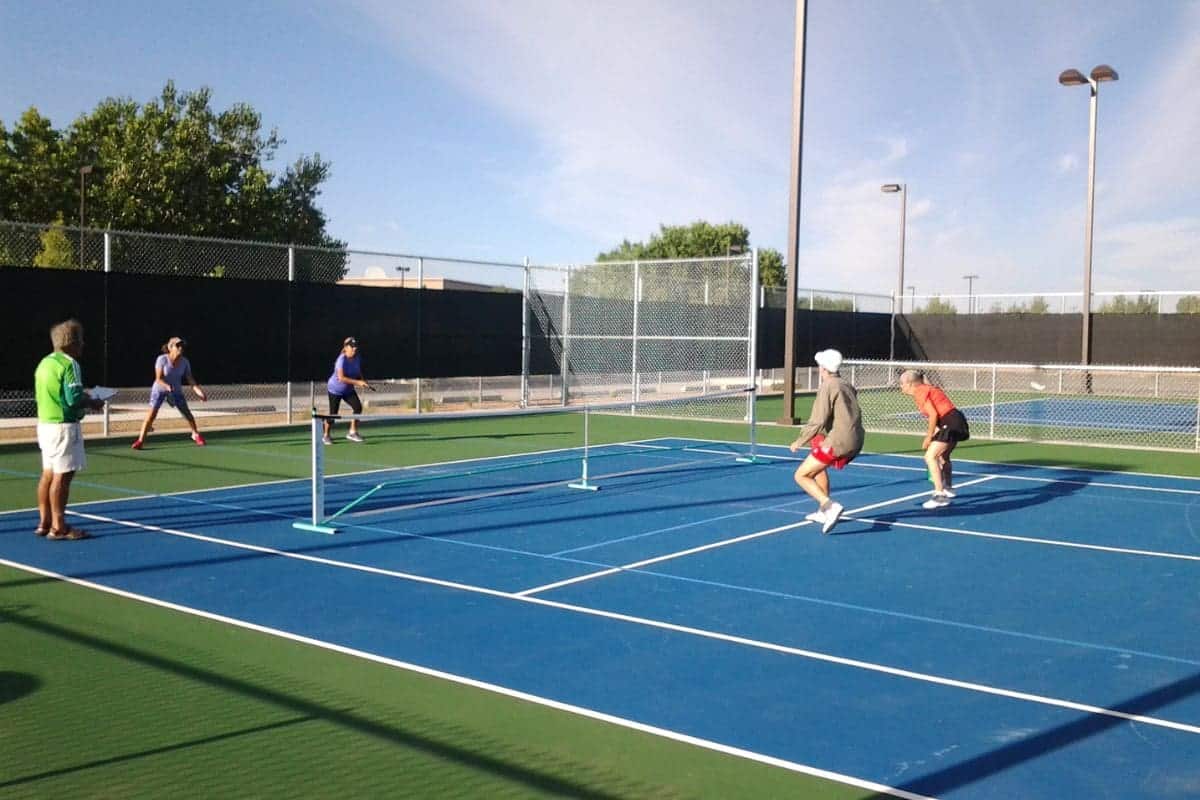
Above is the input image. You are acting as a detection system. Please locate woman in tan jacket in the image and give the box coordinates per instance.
[788,349,865,534]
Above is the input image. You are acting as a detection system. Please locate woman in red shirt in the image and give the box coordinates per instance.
[899,369,970,509]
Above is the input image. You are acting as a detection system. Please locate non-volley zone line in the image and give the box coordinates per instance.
[31,510,1200,740]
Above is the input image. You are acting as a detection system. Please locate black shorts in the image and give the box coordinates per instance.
[933,408,970,443]
[328,390,362,416]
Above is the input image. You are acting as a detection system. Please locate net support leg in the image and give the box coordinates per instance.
[736,387,762,463]
[294,415,338,534]
[568,404,600,491]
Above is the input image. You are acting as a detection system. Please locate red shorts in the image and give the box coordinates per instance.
[810,434,851,470]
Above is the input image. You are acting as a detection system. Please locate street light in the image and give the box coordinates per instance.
[963,274,980,314]
[1059,63,1118,366]
[78,165,94,269]
[881,183,906,361]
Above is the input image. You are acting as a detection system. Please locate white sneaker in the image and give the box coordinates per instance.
[805,511,825,524]
[941,488,957,498]
[821,502,844,534]
[321,435,333,445]
[346,432,364,443]
[922,494,951,510]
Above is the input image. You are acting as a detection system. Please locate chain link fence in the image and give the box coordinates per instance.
[841,359,1200,452]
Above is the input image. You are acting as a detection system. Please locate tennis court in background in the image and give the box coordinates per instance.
[3,424,1200,799]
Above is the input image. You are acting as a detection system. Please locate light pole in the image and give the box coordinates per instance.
[906,285,915,314]
[78,165,94,268]
[1059,64,1118,366]
[779,0,808,425]
[395,264,411,288]
[963,274,980,314]
[881,183,906,360]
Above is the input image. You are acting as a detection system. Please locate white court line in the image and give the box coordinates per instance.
[0,558,932,800]
[514,476,998,597]
[852,516,1200,563]
[26,510,1200,741]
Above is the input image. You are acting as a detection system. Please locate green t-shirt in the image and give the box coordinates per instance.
[35,351,88,423]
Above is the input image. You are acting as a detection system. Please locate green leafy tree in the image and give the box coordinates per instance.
[596,221,779,301]
[1004,296,1051,314]
[758,247,784,288]
[2,82,347,280]
[1175,295,1200,314]
[920,295,958,314]
[809,295,854,311]
[32,214,75,268]
[1097,294,1158,314]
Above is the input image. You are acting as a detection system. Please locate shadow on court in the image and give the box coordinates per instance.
[840,475,1091,532]
[0,670,41,706]
[880,670,1200,798]
[0,603,660,799]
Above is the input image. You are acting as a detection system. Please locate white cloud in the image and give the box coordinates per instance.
[349,0,787,251]
[1057,154,1079,173]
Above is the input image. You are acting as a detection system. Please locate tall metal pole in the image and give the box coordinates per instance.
[779,0,807,425]
[1081,80,1099,366]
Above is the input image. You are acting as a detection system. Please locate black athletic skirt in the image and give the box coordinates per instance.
[933,408,970,443]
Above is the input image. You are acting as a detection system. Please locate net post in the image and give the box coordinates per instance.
[293,414,338,534]
[736,386,760,463]
[568,404,600,491]
[989,365,998,438]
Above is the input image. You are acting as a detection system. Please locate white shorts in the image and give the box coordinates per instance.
[37,422,87,474]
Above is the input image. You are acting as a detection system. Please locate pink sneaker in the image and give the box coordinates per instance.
[192,433,206,446]
[131,439,144,450]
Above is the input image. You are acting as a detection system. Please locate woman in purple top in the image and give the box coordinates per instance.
[131,336,208,450]
[324,336,373,445]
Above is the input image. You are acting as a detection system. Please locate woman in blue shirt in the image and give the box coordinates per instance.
[324,336,373,444]
[132,336,208,450]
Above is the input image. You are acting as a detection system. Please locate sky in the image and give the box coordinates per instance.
[2,0,1199,297]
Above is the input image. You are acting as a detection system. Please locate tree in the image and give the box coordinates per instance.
[809,295,854,312]
[1097,294,1158,314]
[32,214,75,268]
[920,296,958,314]
[596,221,779,301]
[758,247,784,288]
[1175,295,1200,314]
[1,81,347,280]
[1004,296,1051,314]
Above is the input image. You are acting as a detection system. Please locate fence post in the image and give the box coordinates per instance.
[631,260,640,411]
[747,249,760,422]
[989,365,997,439]
[286,246,295,424]
[416,257,424,414]
[521,258,530,408]
[560,269,572,406]
[102,231,111,437]
[1195,377,1200,452]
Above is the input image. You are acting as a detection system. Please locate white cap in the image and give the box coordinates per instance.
[814,349,843,373]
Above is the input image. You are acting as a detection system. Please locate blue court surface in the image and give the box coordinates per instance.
[3,437,1200,798]
[893,396,1199,433]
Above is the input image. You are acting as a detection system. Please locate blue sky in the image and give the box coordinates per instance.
[2,1,1198,296]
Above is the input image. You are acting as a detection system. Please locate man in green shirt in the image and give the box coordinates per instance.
[34,319,103,540]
